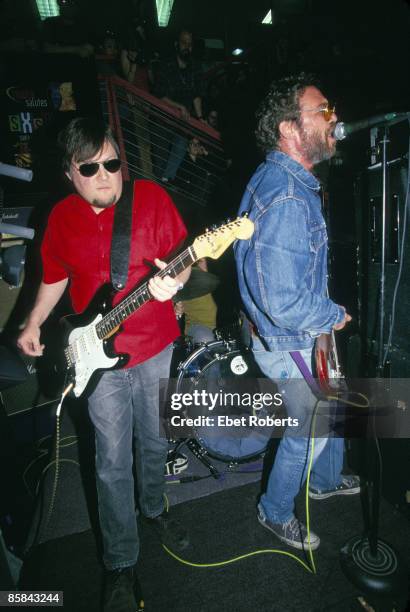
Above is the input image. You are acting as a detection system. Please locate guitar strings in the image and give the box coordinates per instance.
[95,246,196,338]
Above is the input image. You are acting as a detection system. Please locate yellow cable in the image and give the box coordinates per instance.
[162,544,314,573]
[326,391,369,408]
[305,404,318,575]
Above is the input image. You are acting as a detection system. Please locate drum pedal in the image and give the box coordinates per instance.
[165,451,189,476]
[186,439,220,479]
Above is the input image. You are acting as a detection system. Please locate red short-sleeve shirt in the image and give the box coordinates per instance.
[41,180,187,367]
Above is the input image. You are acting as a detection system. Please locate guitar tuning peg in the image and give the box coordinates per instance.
[211,224,218,231]
[241,212,249,218]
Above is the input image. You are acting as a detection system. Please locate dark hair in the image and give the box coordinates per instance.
[255,72,320,153]
[58,117,119,172]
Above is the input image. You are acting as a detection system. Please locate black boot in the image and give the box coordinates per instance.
[103,565,144,612]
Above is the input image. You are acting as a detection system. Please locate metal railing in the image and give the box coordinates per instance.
[99,75,225,207]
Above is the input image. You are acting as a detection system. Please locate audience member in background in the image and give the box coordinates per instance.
[96,31,119,76]
[174,137,214,205]
[153,29,204,182]
[175,106,225,205]
[120,31,153,178]
[42,0,94,58]
[206,108,219,131]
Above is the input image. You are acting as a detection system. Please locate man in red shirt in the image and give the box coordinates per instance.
[17,117,190,612]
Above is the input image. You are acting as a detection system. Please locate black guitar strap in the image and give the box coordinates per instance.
[110,180,134,291]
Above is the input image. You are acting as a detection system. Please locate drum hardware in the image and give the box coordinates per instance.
[167,438,264,480]
[165,448,189,477]
[166,437,221,480]
[168,339,274,471]
[184,439,220,479]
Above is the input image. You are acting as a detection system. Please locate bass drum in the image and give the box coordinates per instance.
[176,340,273,463]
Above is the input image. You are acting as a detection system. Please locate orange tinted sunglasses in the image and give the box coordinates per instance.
[301,103,335,122]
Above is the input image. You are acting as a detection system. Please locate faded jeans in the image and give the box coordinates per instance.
[252,337,344,524]
[88,343,172,570]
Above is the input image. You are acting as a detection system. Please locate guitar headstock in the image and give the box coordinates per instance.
[192,216,254,260]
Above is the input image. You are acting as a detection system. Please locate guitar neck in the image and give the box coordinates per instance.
[96,245,197,339]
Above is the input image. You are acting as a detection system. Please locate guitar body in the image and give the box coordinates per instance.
[313,332,344,395]
[59,284,129,398]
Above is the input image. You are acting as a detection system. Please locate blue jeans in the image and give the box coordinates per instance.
[252,337,344,524]
[87,344,173,570]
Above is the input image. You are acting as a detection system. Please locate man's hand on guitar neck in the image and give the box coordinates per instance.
[333,306,352,331]
[147,258,191,302]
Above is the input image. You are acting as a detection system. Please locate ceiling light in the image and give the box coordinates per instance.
[262,9,272,24]
[232,48,244,56]
[36,0,60,20]
[156,0,174,27]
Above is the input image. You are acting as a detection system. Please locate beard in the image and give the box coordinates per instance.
[91,193,117,208]
[299,124,336,166]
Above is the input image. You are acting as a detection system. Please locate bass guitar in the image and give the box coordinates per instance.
[59,217,254,398]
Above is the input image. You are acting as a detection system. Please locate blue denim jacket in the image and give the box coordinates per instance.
[234,150,345,351]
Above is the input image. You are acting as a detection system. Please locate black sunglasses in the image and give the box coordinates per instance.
[77,158,121,177]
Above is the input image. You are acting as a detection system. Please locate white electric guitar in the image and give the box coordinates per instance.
[57,217,254,398]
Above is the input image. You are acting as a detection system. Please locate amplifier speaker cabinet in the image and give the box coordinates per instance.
[355,158,410,374]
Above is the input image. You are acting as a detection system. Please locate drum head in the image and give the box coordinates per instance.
[176,340,274,463]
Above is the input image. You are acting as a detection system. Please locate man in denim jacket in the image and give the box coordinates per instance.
[235,73,359,551]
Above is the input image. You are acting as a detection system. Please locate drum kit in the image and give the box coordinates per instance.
[167,268,275,478]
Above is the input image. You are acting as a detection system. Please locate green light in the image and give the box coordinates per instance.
[35,0,60,20]
[156,0,175,27]
[262,9,272,24]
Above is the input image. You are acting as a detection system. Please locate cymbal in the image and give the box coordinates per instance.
[175,268,220,301]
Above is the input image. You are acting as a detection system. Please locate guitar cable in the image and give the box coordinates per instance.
[35,382,74,540]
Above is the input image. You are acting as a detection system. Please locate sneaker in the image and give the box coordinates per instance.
[308,474,361,500]
[257,506,320,551]
[103,566,144,612]
[144,510,189,551]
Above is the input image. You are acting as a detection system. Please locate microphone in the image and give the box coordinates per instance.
[333,112,410,140]
[0,162,33,182]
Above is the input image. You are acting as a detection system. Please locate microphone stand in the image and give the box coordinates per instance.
[376,125,389,377]
[339,123,408,600]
